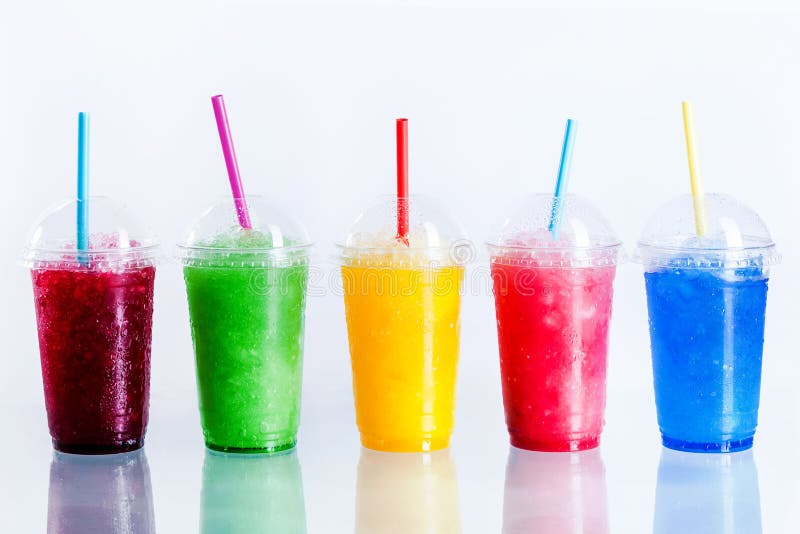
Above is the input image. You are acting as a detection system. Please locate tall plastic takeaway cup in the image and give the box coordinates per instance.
[638,194,779,453]
[488,194,621,452]
[24,197,158,454]
[338,195,469,452]
[179,197,311,453]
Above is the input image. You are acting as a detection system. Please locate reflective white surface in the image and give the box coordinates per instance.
[30,441,772,533]
[3,393,794,533]
[654,449,762,534]
[503,448,609,533]
[201,450,307,533]
[47,450,155,534]
[356,449,461,533]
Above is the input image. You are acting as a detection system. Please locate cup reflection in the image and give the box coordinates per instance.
[356,448,461,533]
[502,447,609,534]
[654,448,762,533]
[201,449,307,534]
[47,449,155,534]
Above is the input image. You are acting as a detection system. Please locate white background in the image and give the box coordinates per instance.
[2,1,800,532]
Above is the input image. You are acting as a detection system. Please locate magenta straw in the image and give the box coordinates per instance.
[211,95,252,229]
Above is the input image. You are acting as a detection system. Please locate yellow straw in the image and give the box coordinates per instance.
[681,101,707,236]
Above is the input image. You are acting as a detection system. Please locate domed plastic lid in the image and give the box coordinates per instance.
[23,196,159,271]
[638,193,780,269]
[487,193,621,268]
[178,196,311,267]
[337,195,471,267]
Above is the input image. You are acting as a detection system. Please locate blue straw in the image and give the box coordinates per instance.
[547,118,577,240]
[76,112,89,264]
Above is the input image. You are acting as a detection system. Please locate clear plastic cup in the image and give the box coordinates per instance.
[48,450,155,532]
[178,196,311,453]
[487,193,621,451]
[638,194,780,453]
[201,450,307,532]
[23,197,159,454]
[337,195,470,452]
[654,448,761,532]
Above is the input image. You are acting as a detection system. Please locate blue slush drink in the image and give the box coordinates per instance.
[645,266,768,452]
[639,194,778,453]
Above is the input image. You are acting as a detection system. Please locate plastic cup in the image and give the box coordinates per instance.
[338,195,469,452]
[503,447,609,533]
[356,448,461,533]
[179,196,311,454]
[48,449,155,533]
[654,448,761,533]
[638,194,780,453]
[24,197,158,454]
[487,194,621,452]
[201,450,307,533]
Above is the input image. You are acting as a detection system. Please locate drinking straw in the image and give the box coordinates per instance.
[681,101,707,236]
[396,118,409,245]
[76,112,90,265]
[211,95,252,229]
[547,118,577,240]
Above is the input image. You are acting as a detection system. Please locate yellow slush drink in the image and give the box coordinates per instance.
[342,256,464,452]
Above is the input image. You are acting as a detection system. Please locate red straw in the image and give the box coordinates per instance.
[396,118,409,245]
[211,94,252,229]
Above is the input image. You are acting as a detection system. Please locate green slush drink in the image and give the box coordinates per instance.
[181,199,311,453]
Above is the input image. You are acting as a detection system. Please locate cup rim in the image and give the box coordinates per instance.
[486,241,623,253]
[177,242,313,256]
[635,241,780,267]
[335,243,456,254]
[25,242,161,257]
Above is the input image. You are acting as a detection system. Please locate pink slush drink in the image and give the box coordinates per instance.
[491,260,615,451]
[488,195,620,452]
